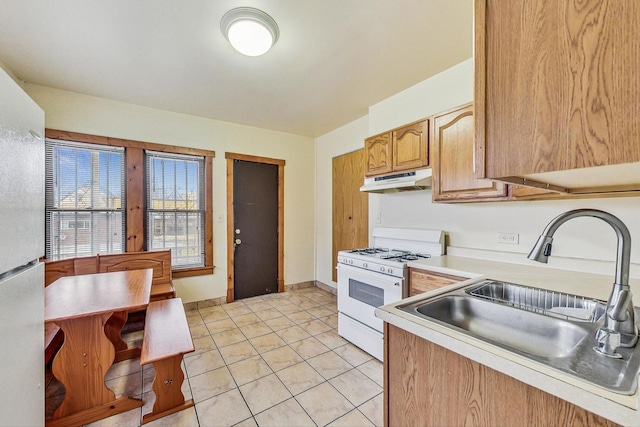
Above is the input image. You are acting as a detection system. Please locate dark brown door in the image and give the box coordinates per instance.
[233,159,279,300]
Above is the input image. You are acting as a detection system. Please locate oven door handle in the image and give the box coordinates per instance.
[337,263,404,286]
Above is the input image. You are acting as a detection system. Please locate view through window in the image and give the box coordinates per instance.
[146,151,206,269]
[45,139,125,259]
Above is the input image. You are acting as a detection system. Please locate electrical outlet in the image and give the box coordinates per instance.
[498,232,519,244]
[375,212,382,224]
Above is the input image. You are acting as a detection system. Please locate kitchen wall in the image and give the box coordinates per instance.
[315,58,640,289]
[25,84,316,303]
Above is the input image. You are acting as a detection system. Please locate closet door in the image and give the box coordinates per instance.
[332,149,369,282]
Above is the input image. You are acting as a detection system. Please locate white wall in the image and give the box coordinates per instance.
[368,59,474,135]
[315,58,640,288]
[25,84,316,303]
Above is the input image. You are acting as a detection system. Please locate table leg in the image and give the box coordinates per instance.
[49,313,142,426]
[106,310,141,362]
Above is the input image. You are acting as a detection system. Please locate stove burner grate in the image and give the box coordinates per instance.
[347,247,388,255]
[380,253,432,262]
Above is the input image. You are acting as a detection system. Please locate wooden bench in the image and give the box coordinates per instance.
[140,298,194,424]
[97,251,175,301]
[44,250,176,365]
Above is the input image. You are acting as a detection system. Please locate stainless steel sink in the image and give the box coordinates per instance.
[398,279,640,394]
[413,296,590,358]
[465,280,606,322]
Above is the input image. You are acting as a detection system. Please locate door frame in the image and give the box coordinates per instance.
[225,152,285,302]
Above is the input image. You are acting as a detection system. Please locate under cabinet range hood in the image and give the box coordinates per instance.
[360,168,432,193]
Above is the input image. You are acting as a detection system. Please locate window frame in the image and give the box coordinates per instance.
[45,129,215,277]
[145,150,207,270]
[44,139,126,260]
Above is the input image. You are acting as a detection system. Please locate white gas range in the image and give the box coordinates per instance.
[336,227,445,361]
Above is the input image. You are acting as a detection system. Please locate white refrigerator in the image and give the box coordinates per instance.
[0,67,45,426]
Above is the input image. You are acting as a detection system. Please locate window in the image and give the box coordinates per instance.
[45,139,125,260]
[146,151,205,269]
[44,130,214,277]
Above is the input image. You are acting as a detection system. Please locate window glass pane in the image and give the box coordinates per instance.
[146,151,205,269]
[45,139,125,260]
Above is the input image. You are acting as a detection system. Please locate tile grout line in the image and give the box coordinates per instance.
[45,288,368,426]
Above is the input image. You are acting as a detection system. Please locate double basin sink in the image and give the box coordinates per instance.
[398,280,640,394]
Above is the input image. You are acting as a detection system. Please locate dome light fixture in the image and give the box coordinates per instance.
[220,7,279,57]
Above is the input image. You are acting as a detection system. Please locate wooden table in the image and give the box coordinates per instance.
[45,269,153,427]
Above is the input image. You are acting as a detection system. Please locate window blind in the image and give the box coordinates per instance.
[45,139,126,260]
[145,150,205,269]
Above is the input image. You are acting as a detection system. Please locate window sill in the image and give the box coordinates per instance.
[172,266,214,278]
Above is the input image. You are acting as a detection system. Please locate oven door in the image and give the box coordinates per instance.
[337,263,404,333]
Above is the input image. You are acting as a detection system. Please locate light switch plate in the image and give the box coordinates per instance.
[375,212,382,224]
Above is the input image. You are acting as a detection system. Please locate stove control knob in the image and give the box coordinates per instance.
[363,263,368,268]
[387,268,393,274]
[349,259,353,265]
[379,266,385,272]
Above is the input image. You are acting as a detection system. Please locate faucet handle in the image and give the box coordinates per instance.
[594,328,622,358]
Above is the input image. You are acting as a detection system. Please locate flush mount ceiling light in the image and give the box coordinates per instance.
[221,7,279,57]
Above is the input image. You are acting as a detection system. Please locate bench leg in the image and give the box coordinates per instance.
[105,310,141,362]
[142,355,193,424]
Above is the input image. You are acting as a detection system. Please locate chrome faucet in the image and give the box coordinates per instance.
[528,209,638,357]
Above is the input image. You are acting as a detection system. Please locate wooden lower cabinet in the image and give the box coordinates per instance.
[384,324,619,427]
[409,268,466,297]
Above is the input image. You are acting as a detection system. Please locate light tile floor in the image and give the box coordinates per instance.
[45,287,383,427]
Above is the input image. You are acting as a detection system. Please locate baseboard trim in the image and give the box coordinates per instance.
[313,280,337,295]
[184,280,337,311]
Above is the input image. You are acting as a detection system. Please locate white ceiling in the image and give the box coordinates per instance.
[0,1,472,137]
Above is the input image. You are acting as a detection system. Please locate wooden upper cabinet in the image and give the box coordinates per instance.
[432,103,508,202]
[475,0,640,194]
[365,119,429,177]
[364,132,393,177]
[392,120,429,172]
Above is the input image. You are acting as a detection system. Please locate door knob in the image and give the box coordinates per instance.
[235,238,242,245]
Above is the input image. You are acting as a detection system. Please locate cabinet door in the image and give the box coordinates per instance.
[432,103,507,202]
[475,0,640,182]
[364,132,393,176]
[392,120,428,172]
[385,324,620,427]
[409,268,466,297]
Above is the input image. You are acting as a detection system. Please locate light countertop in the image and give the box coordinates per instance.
[375,255,640,427]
